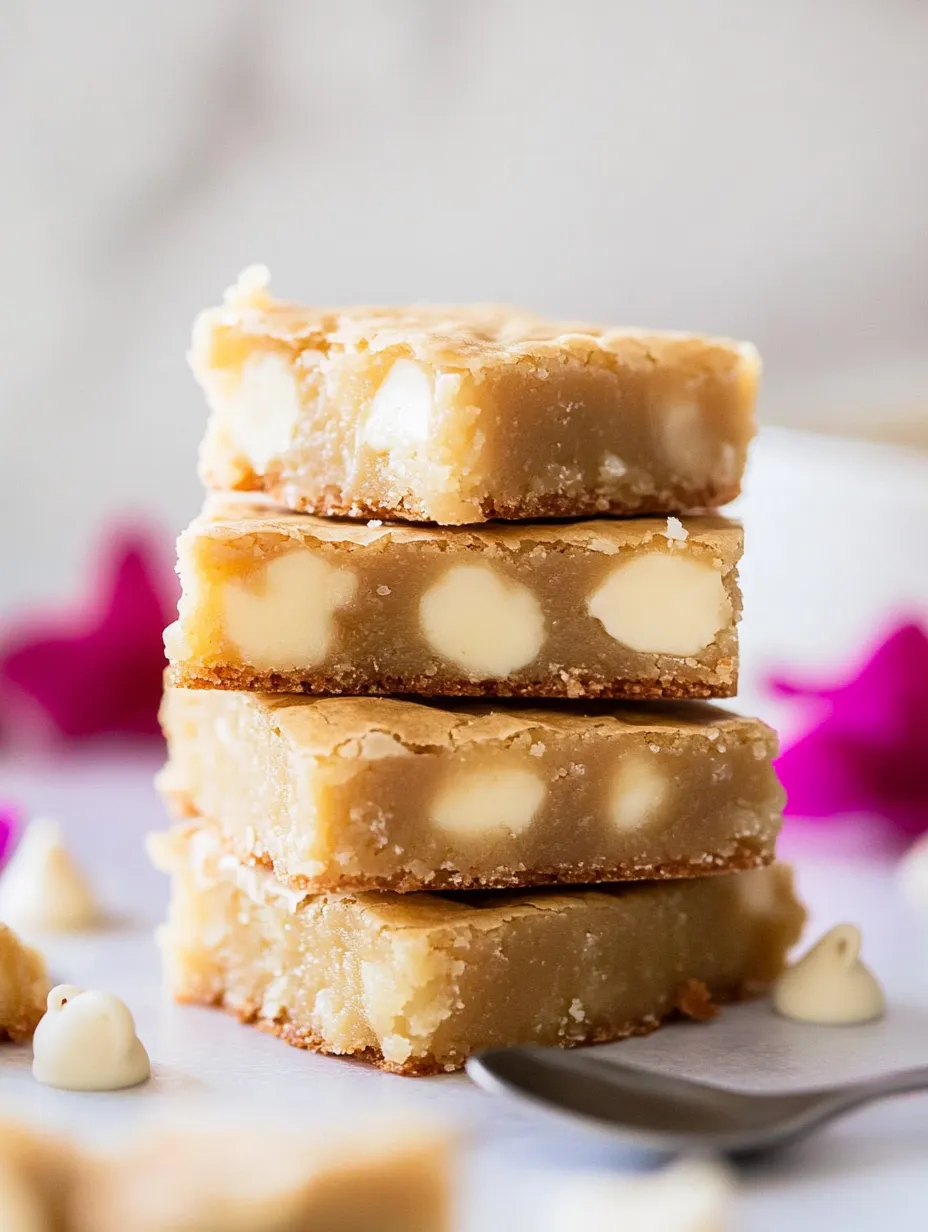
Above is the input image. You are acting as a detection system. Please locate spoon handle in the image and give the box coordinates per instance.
[828,1065,928,1116]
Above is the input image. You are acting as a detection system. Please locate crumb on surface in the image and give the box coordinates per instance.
[675,979,719,1021]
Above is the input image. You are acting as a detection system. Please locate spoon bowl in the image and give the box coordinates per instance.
[466,1047,928,1157]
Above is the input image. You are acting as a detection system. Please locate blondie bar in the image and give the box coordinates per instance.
[191,268,759,524]
[151,827,804,1074]
[166,500,741,699]
[73,1127,450,1232]
[0,924,48,1041]
[158,690,782,892]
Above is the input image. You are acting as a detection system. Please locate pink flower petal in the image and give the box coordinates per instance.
[0,804,17,868]
[773,621,928,837]
[0,528,176,742]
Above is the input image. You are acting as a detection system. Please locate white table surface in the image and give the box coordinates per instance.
[1,748,927,1232]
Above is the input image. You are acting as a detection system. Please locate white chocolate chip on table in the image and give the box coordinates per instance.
[773,924,885,1025]
[0,818,98,935]
[32,985,150,1091]
[543,1157,734,1232]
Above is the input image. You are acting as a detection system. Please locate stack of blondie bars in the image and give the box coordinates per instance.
[151,267,804,1074]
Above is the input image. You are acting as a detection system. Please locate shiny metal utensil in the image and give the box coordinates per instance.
[466,1047,928,1157]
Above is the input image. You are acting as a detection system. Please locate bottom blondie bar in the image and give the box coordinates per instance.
[151,827,804,1075]
[0,924,48,1041]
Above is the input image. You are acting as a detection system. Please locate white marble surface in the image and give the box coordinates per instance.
[1,749,928,1230]
[3,1,928,608]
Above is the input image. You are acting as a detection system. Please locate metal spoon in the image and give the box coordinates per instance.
[466,1047,928,1157]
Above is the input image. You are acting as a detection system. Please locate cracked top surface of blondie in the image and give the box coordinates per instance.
[221,691,771,758]
[195,265,758,372]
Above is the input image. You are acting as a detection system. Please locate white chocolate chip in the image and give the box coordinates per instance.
[587,553,731,656]
[0,818,98,933]
[719,441,739,482]
[32,985,150,1091]
[773,925,885,1025]
[419,565,544,678]
[431,767,546,838]
[222,552,356,671]
[545,1159,734,1232]
[224,352,303,470]
[362,359,433,452]
[599,452,628,482]
[610,757,669,831]
[661,400,710,482]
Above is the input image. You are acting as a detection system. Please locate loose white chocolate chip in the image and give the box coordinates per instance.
[362,359,434,452]
[222,551,357,671]
[544,1158,734,1232]
[588,553,731,656]
[773,924,885,1025]
[610,757,669,831]
[0,818,98,933]
[32,985,151,1091]
[431,767,546,838]
[225,352,304,470]
[420,565,545,677]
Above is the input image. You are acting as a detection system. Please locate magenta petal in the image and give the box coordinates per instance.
[0,804,17,868]
[772,620,928,838]
[0,529,175,741]
[776,729,875,819]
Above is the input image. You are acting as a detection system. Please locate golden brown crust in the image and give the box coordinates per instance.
[179,983,762,1076]
[213,474,742,524]
[169,663,737,701]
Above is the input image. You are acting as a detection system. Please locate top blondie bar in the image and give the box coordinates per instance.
[191,267,760,525]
